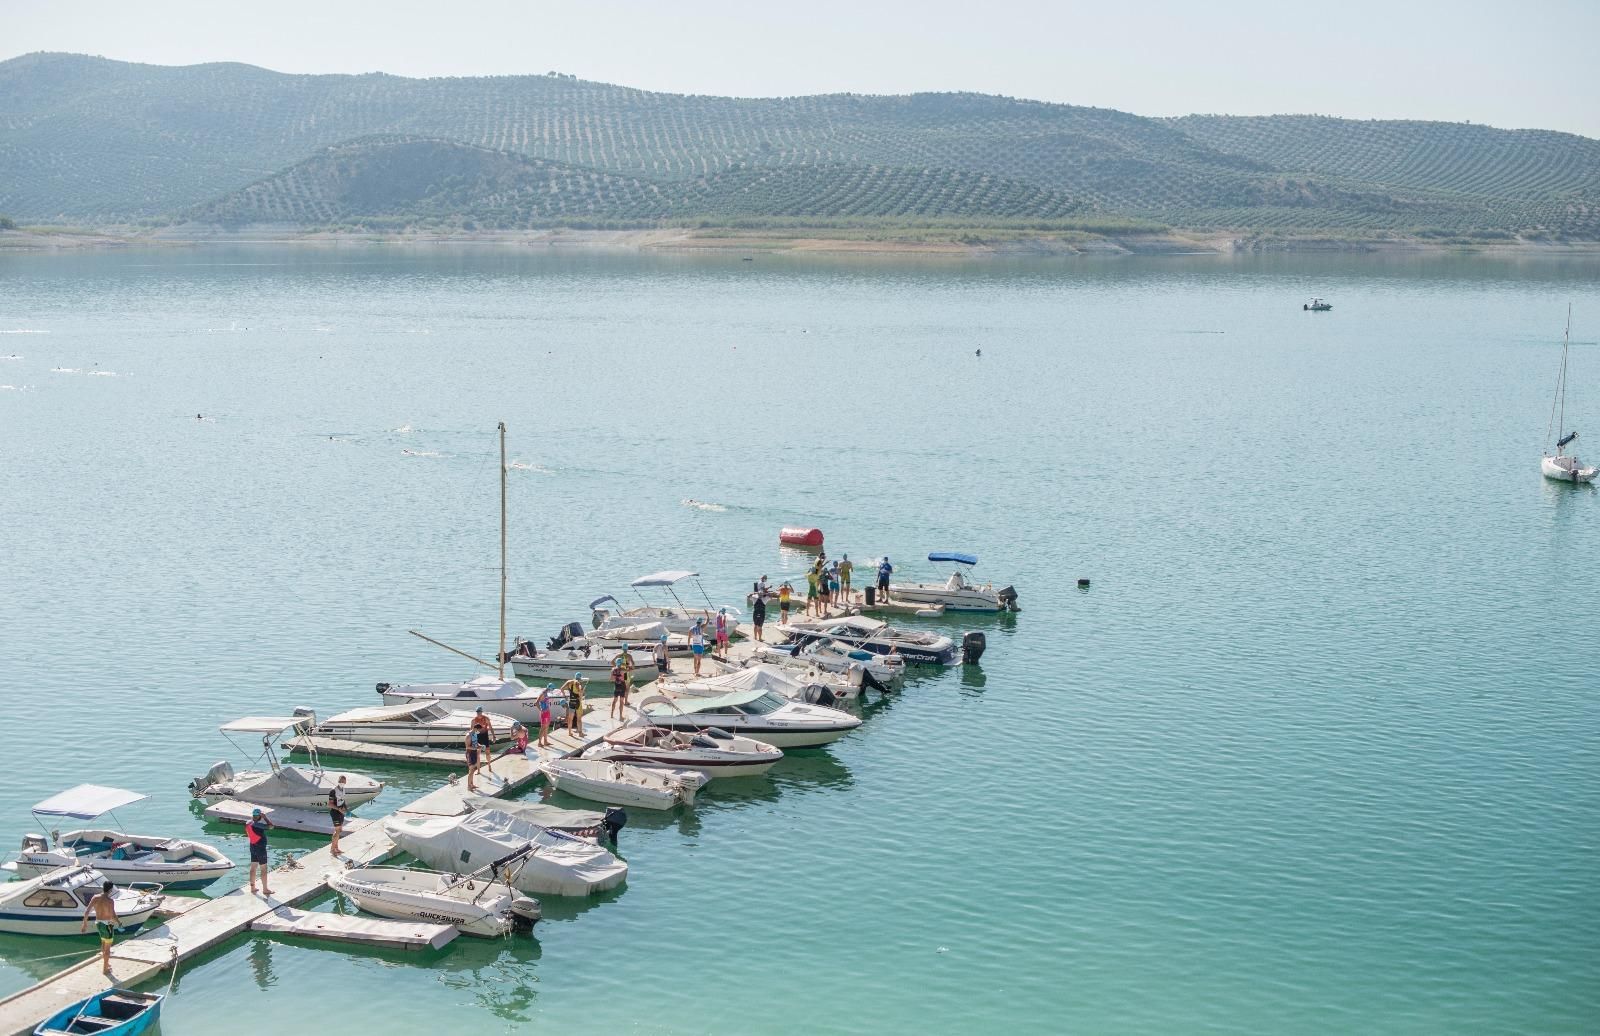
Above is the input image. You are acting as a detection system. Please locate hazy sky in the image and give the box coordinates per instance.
[7,0,1598,137]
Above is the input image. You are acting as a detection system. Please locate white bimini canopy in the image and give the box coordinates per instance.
[220,716,309,735]
[32,784,147,820]
[630,570,699,588]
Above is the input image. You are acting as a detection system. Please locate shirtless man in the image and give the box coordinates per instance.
[80,880,119,974]
[470,707,498,778]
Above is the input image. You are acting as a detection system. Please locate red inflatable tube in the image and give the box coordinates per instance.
[779,527,824,547]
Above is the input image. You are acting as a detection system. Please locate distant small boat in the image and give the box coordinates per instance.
[1303,298,1332,311]
[1542,305,1598,483]
[33,987,163,1036]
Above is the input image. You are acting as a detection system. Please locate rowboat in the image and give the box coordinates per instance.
[33,989,163,1036]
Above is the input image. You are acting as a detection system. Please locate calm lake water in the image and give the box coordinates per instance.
[0,244,1596,1034]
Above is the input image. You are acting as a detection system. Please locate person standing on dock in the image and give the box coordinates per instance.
[715,608,730,658]
[328,775,348,858]
[877,556,893,599]
[609,658,629,719]
[827,563,841,610]
[563,673,587,736]
[616,646,636,685]
[464,729,483,792]
[839,555,854,603]
[472,707,498,779]
[80,880,120,974]
[653,634,670,677]
[752,591,767,641]
[779,582,792,624]
[690,619,707,676]
[245,808,274,897]
[537,686,554,749]
[805,565,820,616]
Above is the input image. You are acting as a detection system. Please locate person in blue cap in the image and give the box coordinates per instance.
[653,633,670,676]
[561,672,587,735]
[877,556,893,599]
[690,618,706,676]
[537,684,555,748]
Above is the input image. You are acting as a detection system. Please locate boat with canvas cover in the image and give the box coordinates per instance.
[32,987,164,1036]
[589,570,744,637]
[753,636,906,683]
[459,794,608,835]
[662,661,865,706]
[329,864,540,937]
[541,757,707,810]
[188,717,382,810]
[781,615,959,665]
[383,808,628,896]
[0,864,160,937]
[888,552,1019,612]
[636,689,861,749]
[378,674,553,725]
[7,785,233,890]
[585,721,783,777]
[507,631,657,685]
[1542,306,1598,483]
[300,701,516,747]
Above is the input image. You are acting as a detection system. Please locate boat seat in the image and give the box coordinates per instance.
[60,1016,117,1033]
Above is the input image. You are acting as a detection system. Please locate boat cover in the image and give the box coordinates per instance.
[668,667,809,699]
[642,686,769,715]
[928,552,978,565]
[326,702,440,723]
[383,809,627,896]
[32,784,146,820]
[589,595,621,609]
[460,794,605,832]
[221,716,309,735]
[630,570,698,587]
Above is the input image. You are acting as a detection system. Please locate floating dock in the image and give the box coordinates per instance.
[251,905,457,951]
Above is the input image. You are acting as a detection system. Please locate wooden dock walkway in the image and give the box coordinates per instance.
[251,905,457,951]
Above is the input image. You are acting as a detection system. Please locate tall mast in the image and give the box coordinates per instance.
[1558,304,1571,443]
[498,421,507,679]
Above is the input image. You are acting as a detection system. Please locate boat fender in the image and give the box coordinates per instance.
[1076,578,1090,589]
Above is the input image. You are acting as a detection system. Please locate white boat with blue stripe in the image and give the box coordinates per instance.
[888,552,1020,612]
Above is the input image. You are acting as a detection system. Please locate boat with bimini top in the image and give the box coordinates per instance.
[888,552,1019,612]
[188,717,382,810]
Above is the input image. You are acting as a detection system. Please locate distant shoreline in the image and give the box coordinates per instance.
[6,225,1600,257]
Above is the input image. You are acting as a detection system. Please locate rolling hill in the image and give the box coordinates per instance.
[3,52,1597,238]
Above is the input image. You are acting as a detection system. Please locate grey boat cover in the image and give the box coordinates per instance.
[383,808,626,897]
[460,793,605,832]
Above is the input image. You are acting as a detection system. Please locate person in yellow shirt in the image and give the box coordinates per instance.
[778,582,792,625]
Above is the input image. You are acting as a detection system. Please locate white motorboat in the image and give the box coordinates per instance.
[299,701,516,747]
[0,864,161,937]
[330,865,541,937]
[590,570,744,638]
[888,552,1020,612]
[8,785,234,890]
[637,689,861,749]
[585,722,783,778]
[754,636,906,683]
[782,615,959,665]
[1542,306,1598,483]
[541,758,707,810]
[379,674,553,725]
[189,717,383,810]
[508,633,657,685]
[1304,297,1333,311]
[663,661,865,705]
[384,808,627,897]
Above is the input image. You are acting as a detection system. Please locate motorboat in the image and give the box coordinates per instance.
[541,758,707,810]
[460,794,608,836]
[585,722,783,777]
[753,636,906,683]
[188,717,382,810]
[383,808,627,897]
[8,785,234,890]
[298,701,515,747]
[781,615,958,665]
[636,690,861,749]
[329,865,540,937]
[33,988,164,1036]
[1542,306,1598,483]
[663,661,865,705]
[888,553,1019,612]
[378,674,553,725]
[0,864,161,937]
[1304,297,1332,311]
[508,631,657,685]
[590,570,744,638]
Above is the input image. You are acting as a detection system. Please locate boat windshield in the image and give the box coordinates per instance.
[418,703,450,721]
[736,692,789,715]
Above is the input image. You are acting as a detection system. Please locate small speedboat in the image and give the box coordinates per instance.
[383,809,627,897]
[589,570,744,637]
[637,689,861,749]
[1304,297,1332,311]
[663,661,865,706]
[888,553,1019,612]
[755,636,906,682]
[300,701,516,747]
[330,865,540,937]
[585,721,783,777]
[781,615,958,665]
[9,785,234,890]
[33,988,163,1036]
[0,865,161,937]
[378,674,552,725]
[542,758,707,810]
[508,632,657,685]
[188,717,382,810]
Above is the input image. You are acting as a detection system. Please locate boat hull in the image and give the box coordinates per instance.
[308,724,506,748]
[34,989,163,1036]
[887,583,1006,612]
[587,745,779,779]
[330,868,518,937]
[510,655,659,685]
[1542,455,1598,482]
[542,760,695,810]
[13,832,234,890]
[0,902,158,938]
[380,690,547,725]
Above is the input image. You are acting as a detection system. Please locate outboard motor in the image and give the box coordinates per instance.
[601,806,628,846]
[510,895,542,930]
[962,631,987,665]
[292,706,317,727]
[860,669,889,694]
[189,760,235,798]
[375,682,392,696]
[996,586,1020,612]
[591,605,612,629]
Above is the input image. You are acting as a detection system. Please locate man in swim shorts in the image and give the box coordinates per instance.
[80,880,120,974]
[245,808,274,896]
[327,775,348,857]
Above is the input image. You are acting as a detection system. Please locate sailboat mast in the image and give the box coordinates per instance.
[498,421,507,679]
[1557,304,1571,447]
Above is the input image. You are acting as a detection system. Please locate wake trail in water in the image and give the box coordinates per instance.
[0,329,48,335]
[683,499,728,512]
[402,449,444,458]
[509,460,552,473]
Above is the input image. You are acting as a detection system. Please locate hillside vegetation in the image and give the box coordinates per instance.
[3,52,1597,238]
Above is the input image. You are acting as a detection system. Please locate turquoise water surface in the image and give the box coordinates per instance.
[0,245,1596,1034]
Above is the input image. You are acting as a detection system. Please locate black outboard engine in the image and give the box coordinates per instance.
[375,682,391,696]
[602,807,628,846]
[996,586,1020,612]
[962,631,986,664]
[547,621,585,651]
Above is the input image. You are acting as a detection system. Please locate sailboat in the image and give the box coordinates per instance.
[1542,306,1598,484]
[377,423,552,717]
